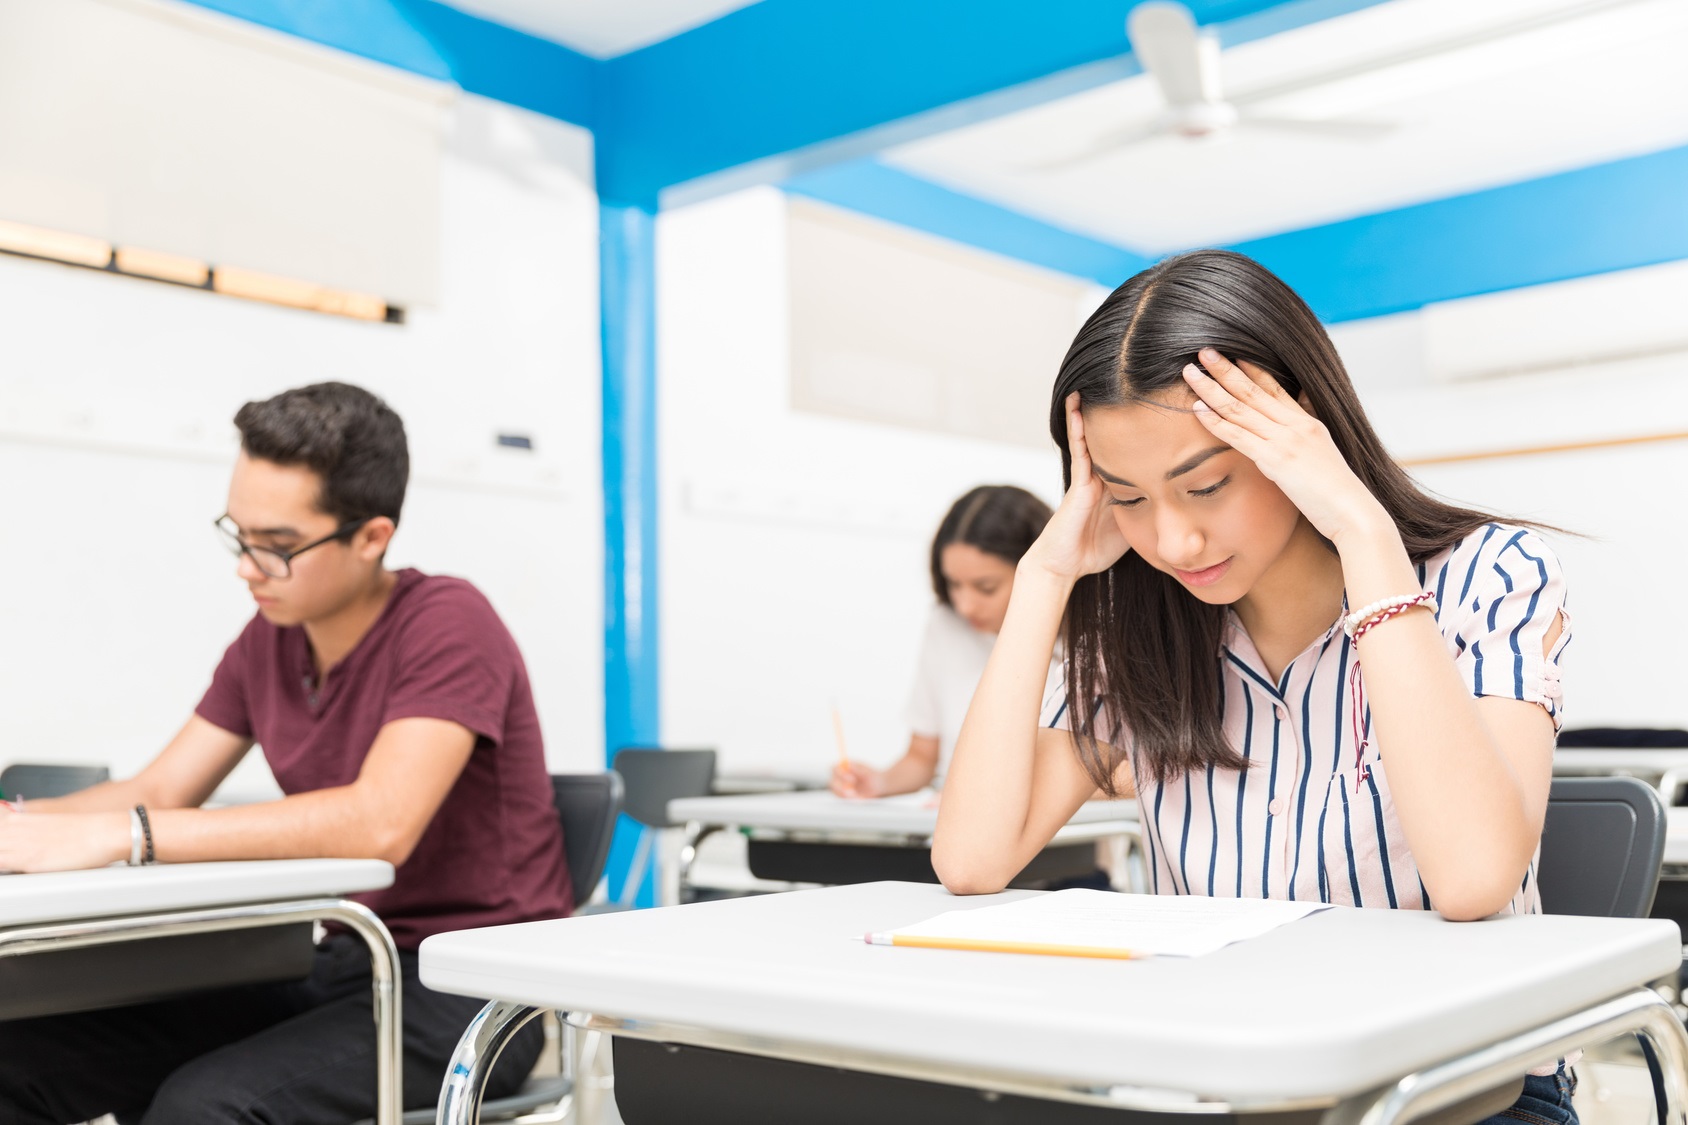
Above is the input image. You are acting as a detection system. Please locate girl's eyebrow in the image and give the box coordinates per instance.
[1093,446,1232,488]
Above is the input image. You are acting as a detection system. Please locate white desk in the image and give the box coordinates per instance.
[665,791,1142,903]
[1555,749,1688,803]
[422,881,1688,1124]
[0,860,403,1125]
[1665,808,1688,869]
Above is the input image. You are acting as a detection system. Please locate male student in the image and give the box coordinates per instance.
[0,382,569,1124]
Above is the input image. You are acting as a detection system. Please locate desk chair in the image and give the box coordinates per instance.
[1537,775,1670,1121]
[0,762,109,800]
[355,770,625,1125]
[606,747,716,908]
[1538,776,1667,918]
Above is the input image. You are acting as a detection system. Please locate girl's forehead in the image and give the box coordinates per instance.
[1082,395,1219,471]
[940,542,1012,579]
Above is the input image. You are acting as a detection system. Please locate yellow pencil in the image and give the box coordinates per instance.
[862,933,1143,960]
[831,704,850,767]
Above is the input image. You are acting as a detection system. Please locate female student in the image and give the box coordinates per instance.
[831,486,1057,798]
[934,250,1573,1121]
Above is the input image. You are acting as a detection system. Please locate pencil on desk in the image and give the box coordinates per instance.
[862,933,1143,960]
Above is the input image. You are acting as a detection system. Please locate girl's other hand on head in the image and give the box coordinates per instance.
[1025,393,1131,582]
[1183,350,1387,547]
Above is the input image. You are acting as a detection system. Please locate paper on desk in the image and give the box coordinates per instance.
[880,889,1330,958]
[872,789,941,809]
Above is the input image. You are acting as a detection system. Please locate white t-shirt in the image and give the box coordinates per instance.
[905,604,1063,783]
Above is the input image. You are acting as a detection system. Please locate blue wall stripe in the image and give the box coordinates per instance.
[785,160,1150,287]
[1233,142,1688,323]
[600,201,662,907]
[182,0,597,129]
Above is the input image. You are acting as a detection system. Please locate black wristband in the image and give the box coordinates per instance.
[134,804,155,865]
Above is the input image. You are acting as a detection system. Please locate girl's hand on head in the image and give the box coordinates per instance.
[1182,349,1388,546]
[1024,393,1131,582]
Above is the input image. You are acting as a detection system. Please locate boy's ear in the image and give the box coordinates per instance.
[357,516,397,560]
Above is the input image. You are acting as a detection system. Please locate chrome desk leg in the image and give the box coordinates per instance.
[1332,988,1688,1125]
[437,1000,546,1125]
[674,822,719,905]
[1660,768,1687,808]
[1640,994,1688,1125]
[322,902,405,1125]
[0,896,403,1125]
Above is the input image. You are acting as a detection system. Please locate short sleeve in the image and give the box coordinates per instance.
[1038,661,1127,746]
[903,612,942,737]
[383,586,518,746]
[195,621,257,739]
[1443,528,1570,730]
[1040,671,1073,732]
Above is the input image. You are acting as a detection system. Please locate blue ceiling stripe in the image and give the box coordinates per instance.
[181,0,596,129]
[394,1,597,127]
[1233,141,1688,322]
[183,1,1390,205]
[789,142,1688,322]
[183,0,451,79]
[786,160,1150,287]
[596,0,1392,203]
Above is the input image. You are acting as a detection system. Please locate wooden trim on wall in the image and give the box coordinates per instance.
[1401,430,1688,468]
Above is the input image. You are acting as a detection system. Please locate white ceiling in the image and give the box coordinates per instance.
[882,0,1688,251]
[439,0,761,58]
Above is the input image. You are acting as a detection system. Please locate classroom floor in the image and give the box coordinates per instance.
[1576,1036,1662,1125]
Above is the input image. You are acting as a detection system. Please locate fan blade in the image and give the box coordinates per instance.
[1236,114,1396,140]
[1127,2,1220,108]
[1017,120,1167,172]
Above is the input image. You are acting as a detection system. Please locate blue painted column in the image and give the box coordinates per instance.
[599,199,661,907]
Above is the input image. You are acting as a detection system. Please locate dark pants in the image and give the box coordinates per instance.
[1479,1065,1578,1125]
[0,934,542,1125]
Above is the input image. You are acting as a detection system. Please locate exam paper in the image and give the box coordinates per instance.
[886,890,1330,958]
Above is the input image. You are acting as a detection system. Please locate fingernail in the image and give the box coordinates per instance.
[1183,363,1203,380]
[1199,347,1219,362]
[1192,399,1211,413]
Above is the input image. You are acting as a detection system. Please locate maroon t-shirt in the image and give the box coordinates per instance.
[196,568,572,948]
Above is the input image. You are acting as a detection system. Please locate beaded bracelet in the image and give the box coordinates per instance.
[134,804,156,865]
[1342,592,1435,638]
[1351,593,1438,642]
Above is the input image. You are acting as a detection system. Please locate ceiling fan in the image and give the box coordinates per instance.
[1032,1,1391,170]
[1029,0,1646,172]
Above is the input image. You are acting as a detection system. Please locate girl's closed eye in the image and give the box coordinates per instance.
[1190,477,1231,498]
[1108,494,1145,509]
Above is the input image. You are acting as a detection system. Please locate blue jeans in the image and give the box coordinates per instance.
[1479,1065,1578,1125]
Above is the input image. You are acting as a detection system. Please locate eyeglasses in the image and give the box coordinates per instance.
[214,514,371,580]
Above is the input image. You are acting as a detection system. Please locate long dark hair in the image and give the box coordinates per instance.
[930,486,1054,605]
[1053,250,1499,793]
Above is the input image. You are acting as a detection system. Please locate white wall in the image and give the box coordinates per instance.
[657,189,1097,775]
[0,92,604,794]
[1327,266,1688,731]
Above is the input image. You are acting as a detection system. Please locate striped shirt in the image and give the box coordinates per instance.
[1044,523,1570,917]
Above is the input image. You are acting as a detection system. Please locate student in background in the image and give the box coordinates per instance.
[832,485,1056,798]
[934,250,1574,1125]
[0,383,564,1125]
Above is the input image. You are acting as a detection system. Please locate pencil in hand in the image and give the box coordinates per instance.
[831,703,850,767]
